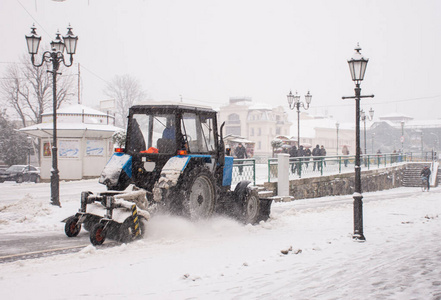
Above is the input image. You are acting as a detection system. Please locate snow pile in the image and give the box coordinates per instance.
[0,180,440,299]
[0,193,52,225]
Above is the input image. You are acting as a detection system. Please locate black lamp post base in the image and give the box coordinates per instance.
[353,194,365,241]
[50,170,61,207]
[352,233,366,242]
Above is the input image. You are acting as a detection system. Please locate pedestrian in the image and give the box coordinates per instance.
[420,165,431,191]
[234,143,247,175]
[376,149,382,165]
[289,145,298,174]
[304,146,311,169]
[320,145,327,168]
[312,144,321,171]
[342,145,349,167]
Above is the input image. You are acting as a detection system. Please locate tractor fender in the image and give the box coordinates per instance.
[99,153,132,189]
[153,155,213,202]
[233,180,252,202]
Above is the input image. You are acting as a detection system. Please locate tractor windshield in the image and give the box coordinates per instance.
[127,113,176,154]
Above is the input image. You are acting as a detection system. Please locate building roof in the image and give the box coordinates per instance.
[19,122,123,139]
[290,117,355,139]
[42,104,112,117]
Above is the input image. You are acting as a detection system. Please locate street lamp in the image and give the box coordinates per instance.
[25,24,78,207]
[360,107,374,155]
[287,90,312,147]
[342,44,374,241]
[27,136,32,181]
[336,122,340,155]
[400,120,405,154]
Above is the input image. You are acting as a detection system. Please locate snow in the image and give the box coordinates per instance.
[0,177,441,299]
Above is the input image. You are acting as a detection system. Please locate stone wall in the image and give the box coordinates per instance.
[263,165,406,200]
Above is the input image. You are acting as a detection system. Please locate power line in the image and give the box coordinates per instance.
[315,95,441,109]
[80,64,110,85]
[16,0,52,39]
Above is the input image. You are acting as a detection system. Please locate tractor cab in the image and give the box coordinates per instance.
[103,104,224,192]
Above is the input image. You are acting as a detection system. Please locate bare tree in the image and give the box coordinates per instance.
[0,53,75,127]
[104,74,146,128]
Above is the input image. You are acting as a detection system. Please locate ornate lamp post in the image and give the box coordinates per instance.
[25,24,78,207]
[360,107,374,155]
[400,120,405,154]
[336,122,340,155]
[342,44,374,241]
[287,90,312,147]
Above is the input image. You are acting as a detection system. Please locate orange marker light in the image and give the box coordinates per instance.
[177,150,188,156]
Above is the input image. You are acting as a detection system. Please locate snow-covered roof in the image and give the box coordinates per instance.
[248,103,273,110]
[42,104,111,117]
[224,134,255,144]
[379,112,413,120]
[19,122,123,139]
[289,117,355,138]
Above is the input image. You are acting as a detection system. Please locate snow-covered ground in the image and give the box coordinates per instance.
[0,179,440,299]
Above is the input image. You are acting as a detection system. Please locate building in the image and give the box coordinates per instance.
[218,98,292,157]
[290,115,355,156]
[371,113,441,156]
[19,104,122,180]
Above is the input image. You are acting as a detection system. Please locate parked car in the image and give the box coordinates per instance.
[0,165,41,183]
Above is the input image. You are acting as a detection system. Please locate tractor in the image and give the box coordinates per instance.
[63,103,272,245]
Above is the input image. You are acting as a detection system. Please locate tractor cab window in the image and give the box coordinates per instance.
[181,113,215,153]
[127,113,176,154]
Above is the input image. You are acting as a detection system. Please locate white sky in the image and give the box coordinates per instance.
[1,0,441,124]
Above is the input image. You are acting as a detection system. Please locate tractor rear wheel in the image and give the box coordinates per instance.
[182,167,216,220]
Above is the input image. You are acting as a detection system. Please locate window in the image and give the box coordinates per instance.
[86,140,104,156]
[182,113,216,153]
[276,127,281,135]
[227,113,240,124]
[258,128,261,136]
[251,128,254,136]
[128,113,175,153]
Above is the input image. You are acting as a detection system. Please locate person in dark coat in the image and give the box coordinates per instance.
[421,166,431,191]
[289,145,298,174]
[342,145,349,167]
[303,147,311,169]
[234,143,247,175]
[312,144,321,171]
[376,149,382,165]
[320,145,327,168]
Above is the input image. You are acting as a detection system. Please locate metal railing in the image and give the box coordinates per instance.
[232,158,256,185]
[267,153,413,182]
[230,153,436,185]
